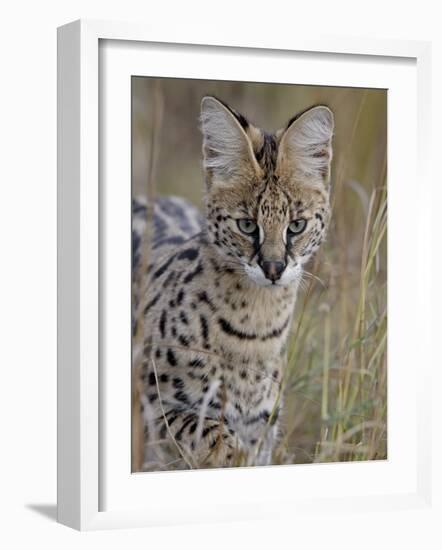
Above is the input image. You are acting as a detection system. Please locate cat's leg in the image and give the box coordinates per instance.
[253,423,279,466]
[156,411,239,468]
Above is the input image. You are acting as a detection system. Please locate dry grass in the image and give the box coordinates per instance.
[279,184,387,464]
[131,78,387,469]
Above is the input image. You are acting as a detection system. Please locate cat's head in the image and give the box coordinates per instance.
[200,96,334,288]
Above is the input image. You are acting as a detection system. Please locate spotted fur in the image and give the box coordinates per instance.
[134,97,334,469]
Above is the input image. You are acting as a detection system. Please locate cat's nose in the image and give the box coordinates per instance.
[259,260,286,282]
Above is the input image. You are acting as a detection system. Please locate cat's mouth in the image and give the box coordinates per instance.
[243,262,301,288]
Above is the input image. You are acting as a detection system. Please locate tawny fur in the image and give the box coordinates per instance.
[134,97,334,469]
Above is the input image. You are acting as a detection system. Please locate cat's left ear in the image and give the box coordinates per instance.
[277,106,334,186]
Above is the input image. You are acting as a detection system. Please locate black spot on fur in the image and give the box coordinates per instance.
[189,421,197,434]
[196,290,217,312]
[177,248,199,261]
[167,348,178,366]
[179,311,189,325]
[175,415,196,441]
[244,414,263,426]
[166,415,178,427]
[189,358,205,368]
[162,270,176,289]
[261,411,271,423]
[144,293,160,314]
[178,334,190,347]
[174,391,190,404]
[159,310,167,338]
[199,314,210,349]
[183,262,203,284]
[201,424,218,438]
[172,377,185,389]
[153,254,175,279]
[176,288,185,306]
[218,316,290,341]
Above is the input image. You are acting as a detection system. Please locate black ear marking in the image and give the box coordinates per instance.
[285,103,332,130]
[209,95,249,130]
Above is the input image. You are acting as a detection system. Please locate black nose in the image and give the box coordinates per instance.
[259,260,286,282]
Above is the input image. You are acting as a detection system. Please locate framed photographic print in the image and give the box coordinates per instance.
[57,20,432,530]
[130,78,386,473]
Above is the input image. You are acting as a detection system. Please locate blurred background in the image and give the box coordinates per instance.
[132,77,387,465]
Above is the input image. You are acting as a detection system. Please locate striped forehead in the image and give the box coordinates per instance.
[257,184,290,226]
[255,132,278,176]
[251,133,290,225]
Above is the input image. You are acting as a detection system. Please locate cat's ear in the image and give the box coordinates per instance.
[277,106,334,186]
[200,96,261,188]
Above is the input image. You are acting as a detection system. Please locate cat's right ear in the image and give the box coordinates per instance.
[200,96,262,188]
[277,105,334,187]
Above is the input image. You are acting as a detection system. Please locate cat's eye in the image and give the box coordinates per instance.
[237,219,258,235]
[287,218,307,235]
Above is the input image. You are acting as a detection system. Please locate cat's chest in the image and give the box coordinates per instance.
[202,278,295,356]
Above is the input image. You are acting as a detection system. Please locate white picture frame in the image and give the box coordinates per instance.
[57,19,432,531]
